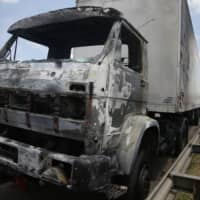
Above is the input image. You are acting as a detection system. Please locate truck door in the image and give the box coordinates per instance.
[108,22,148,129]
[120,23,148,113]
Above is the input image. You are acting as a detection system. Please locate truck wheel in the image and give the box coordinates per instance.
[190,111,199,126]
[175,119,188,156]
[194,111,199,126]
[126,150,151,200]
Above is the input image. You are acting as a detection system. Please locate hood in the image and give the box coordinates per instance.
[0,61,101,94]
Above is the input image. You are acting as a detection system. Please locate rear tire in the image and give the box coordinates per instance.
[175,118,188,156]
[190,111,199,126]
[126,150,151,200]
[194,111,199,126]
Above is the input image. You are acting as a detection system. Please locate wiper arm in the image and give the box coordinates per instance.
[0,35,17,59]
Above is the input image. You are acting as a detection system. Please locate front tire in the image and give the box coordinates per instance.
[126,150,151,200]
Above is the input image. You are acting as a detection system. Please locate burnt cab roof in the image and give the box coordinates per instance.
[8,7,146,46]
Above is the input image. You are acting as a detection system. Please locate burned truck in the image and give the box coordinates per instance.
[0,7,155,199]
[0,0,200,199]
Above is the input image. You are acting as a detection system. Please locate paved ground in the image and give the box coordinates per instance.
[0,182,105,200]
[0,158,174,200]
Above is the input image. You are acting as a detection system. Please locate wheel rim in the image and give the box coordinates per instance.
[138,164,150,198]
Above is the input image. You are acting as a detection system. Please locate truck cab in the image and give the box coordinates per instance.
[0,7,159,199]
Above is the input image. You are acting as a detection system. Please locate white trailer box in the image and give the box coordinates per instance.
[76,0,200,113]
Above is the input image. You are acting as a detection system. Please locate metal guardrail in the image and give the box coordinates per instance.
[147,129,200,200]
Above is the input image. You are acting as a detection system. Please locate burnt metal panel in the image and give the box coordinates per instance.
[8,7,120,34]
[0,108,85,141]
[0,136,112,191]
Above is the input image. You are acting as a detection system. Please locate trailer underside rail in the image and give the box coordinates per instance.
[171,173,200,200]
[147,129,200,200]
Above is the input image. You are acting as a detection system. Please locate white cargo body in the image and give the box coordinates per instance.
[76,0,200,113]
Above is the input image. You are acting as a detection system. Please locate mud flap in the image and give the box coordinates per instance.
[72,155,111,191]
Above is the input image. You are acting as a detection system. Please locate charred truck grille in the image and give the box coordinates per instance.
[0,90,86,120]
[0,143,18,163]
[0,84,112,191]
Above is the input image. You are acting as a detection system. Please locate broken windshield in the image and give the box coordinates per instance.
[1,17,115,63]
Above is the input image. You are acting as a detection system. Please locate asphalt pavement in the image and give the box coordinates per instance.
[0,181,105,200]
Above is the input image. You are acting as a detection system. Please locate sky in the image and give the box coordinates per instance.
[0,0,75,45]
[0,0,200,60]
[0,0,76,59]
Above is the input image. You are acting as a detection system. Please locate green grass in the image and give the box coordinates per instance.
[175,155,200,200]
[187,155,200,176]
[175,192,192,200]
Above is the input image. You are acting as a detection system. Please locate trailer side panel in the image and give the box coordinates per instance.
[77,0,200,113]
[179,0,200,112]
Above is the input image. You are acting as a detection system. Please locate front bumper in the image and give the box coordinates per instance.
[0,108,85,141]
[0,136,111,192]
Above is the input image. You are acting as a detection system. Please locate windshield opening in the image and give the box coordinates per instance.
[2,18,115,63]
[46,18,114,62]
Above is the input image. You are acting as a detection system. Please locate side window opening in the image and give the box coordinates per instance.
[121,44,129,67]
[121,24,143,73]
